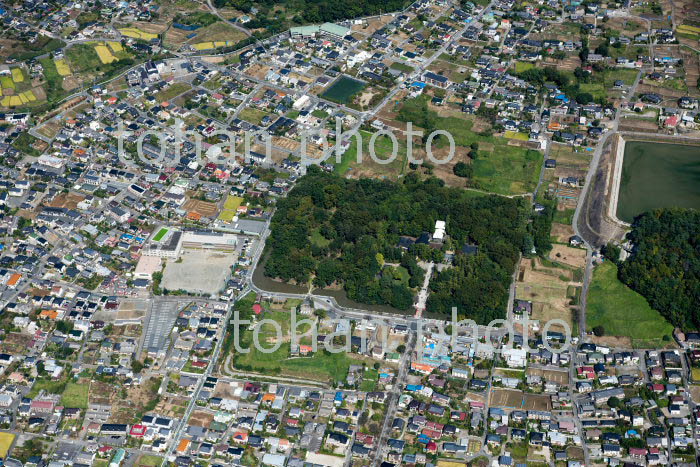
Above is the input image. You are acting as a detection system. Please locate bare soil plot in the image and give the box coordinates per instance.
[541,56,581,72]
[35,119,63,139]
[352,15,395,35]
[490,388,524,408]
[244,63,271,80]
[89,381,116,406]
[550,244,586,269]
[550,223,575,243]
[162,249,236,295]
[523,393,552,411]
[618,116,659,132]
[516,257,580,332]
[527,367,570,385]
[213,381,239,399]
[189,410,215,427]
[590,335,632,348]
[688,386,700,404]
[250,143,290,164]
[48,192,85,209]
[155,396,189,418]
[0,333,33,354]
[182,198,218,217]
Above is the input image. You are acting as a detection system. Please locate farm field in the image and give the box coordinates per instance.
[119,27,159,40]
[0,432,14,458]
[586,261,674,347]
[516,255,582,333]
[54,59,71,76]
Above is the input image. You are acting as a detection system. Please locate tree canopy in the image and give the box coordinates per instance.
[264,168,529,323]
[618,208,700,329]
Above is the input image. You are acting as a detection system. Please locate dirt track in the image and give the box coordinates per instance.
[575,135,628,248]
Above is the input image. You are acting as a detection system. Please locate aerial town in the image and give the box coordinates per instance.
[0,0,697,465]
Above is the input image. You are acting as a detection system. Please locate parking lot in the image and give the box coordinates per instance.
[142,300,182,356]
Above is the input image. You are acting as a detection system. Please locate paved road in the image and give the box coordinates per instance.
[371,331,415,466]
[206,0,252,38]
[571,69,643,337]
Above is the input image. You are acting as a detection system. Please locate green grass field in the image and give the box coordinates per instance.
[232,309,355,383]
[239,107,271,125]
[66,44,102,72]
[152,228,169,242]
[360,368,379,391]
[60,382,89,409]
[397,99,543,195]
[390,62,414,73]
[587,262,673,346]
[135,454,163,466]
[334,129,407,178]
[28,377,68,398]
[553,208,575,225]
[156,82,191,103]
[514,62,535,73]
[39,57,64,101]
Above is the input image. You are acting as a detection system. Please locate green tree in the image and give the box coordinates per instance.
[453,161,473,178]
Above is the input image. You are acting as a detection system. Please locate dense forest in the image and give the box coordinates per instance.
[619,209,700,329]
[215,0,409,29]
[263,168,531,323]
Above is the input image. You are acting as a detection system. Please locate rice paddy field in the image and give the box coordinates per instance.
[0,67,39,108]
[11,68,23,82]
[0,432,14,457]
[54,59,71,76]
[94,43,118,64]
[193,41,236,50]
[119,27,159,40]
[1,90,36,107]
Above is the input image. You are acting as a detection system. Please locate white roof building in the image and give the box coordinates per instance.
[433,220,446,241]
